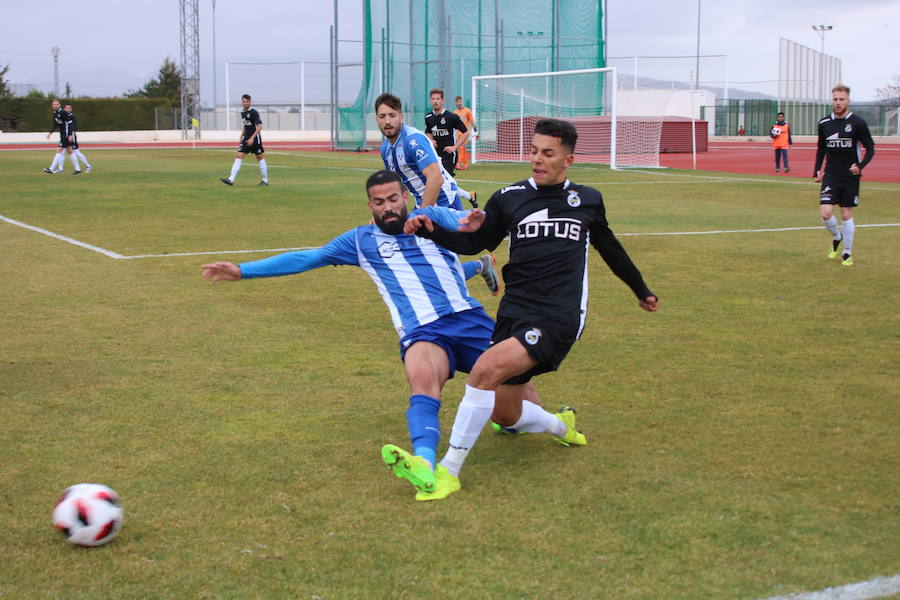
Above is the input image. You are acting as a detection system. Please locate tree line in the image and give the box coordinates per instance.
[0,58,182,103]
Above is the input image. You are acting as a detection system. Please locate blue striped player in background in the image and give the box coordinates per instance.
[201,170,576,501]
[375,92,498,297]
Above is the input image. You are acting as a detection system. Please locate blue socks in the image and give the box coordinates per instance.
[406,394,441,468]
[462,260,480,280]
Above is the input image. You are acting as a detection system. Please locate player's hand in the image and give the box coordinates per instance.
[202,262,242,283]
[459,209,486,232]
[639,295,659,312]
[814,170,823,183]
[849,163,860,175]
[404,214,434,234]
[444,146,455,154]
[46,133,51,139]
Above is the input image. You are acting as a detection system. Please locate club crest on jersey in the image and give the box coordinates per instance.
[524,328,542,345]
[516,208,582,241]
[567,190,581,207]
[844,124,852,133]
[378,240,402,258]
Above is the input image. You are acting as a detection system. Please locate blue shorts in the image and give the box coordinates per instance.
[399,307,495,379]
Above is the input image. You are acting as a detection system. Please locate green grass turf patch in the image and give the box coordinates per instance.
[2,148,898,599]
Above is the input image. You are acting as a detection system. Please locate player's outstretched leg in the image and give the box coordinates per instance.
[415,465,460,502]
[478,254,500,296]
[381,444,436,494]
[552,406,587,447]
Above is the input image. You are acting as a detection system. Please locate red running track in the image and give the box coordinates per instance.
[658,141,898,183]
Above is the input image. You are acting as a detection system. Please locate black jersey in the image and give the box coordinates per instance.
[67,113,78,133]
[813,111,875,181]
[425,178,653,325]
[241,107,262,140]
[424,110,467,151]
[49,108,69,136]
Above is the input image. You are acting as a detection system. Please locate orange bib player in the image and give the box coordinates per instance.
[454,96,476,170]
[770,112,792,173]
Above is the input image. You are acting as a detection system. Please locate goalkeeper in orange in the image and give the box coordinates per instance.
[454,96,476,170]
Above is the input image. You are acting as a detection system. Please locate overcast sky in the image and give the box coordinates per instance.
[2,0,897,104]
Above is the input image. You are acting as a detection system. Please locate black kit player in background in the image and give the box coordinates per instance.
[64,104,93,172]
[220,94,269,186]
[813,84,875,267]
[425,88,469,177]
[402,118,658,499]
[43,98,81,174]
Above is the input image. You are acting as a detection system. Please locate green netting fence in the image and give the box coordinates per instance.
[334,0,605,150]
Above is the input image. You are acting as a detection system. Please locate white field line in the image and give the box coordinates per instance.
[0,215,125,258]
[4,213,899,261]
[758,574,900,600]
[617,223,900,237]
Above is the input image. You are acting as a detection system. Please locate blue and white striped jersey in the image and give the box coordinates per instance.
[239,224,481,337]
[380,123,462,209]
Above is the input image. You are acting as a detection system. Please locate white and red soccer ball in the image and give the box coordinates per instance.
[53,483,123,547]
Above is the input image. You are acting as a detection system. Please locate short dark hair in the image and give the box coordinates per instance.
[429,88,444,99]
[241,94,251,101]
[375,93,402,113]
[365,170,406,195]
[776,112,784,117]
[455,96,462,102]
[534,118,578,153]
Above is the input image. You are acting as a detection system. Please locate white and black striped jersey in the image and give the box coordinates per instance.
[813,112,875,181]
[241,107,262,140]
[423,178,653,328]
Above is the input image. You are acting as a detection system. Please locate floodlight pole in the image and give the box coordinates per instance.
[212,0,217,130]
[51,47,61,97]
[812,25,832,103]
[694,0,701,90]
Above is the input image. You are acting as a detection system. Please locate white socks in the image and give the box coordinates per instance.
[258,158,268,183]
[75,150,91,168]
[439,385,495,477]
[841,218,854,255]
[69,152,81,171]
[822,215,841,240]
[51,153,64,171]
[457,188,472,200]
[229,158,243,181]
[508,400,566,436]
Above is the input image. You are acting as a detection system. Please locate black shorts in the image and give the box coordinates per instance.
[71,134,79,150]
[819,175,860,208]
[439,150,457,176]
[58,136,73,149]
[492,315,579,385]
[238,137,264,155]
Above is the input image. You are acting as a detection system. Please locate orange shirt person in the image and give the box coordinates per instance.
[770,111,792,173]
[454,96,476,170]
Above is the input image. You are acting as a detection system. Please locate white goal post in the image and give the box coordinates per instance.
[471,67,668,169]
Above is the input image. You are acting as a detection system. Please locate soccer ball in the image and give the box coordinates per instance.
[770,126,782,137]
[52,483,123,547]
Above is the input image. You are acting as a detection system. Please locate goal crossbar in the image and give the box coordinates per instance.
[472,67,619,169]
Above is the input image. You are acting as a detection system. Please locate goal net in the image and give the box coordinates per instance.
[472,67,666,169]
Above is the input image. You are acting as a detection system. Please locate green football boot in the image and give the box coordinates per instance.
[415,465,461,502]
[552,405,587,447]
[381,444,436,494]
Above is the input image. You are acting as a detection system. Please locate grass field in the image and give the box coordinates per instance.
[2,147,898,599]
